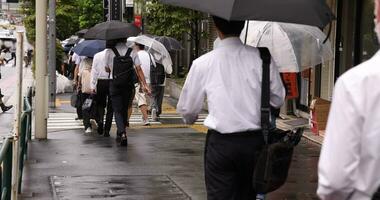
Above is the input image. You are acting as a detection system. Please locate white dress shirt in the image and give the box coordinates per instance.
[103,42,141,79]
[177,37,285,134]
[136,50,155,84]
[90,50,109,90]
[318,51,380,200]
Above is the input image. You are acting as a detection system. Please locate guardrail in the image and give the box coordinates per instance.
[0,87,33,200]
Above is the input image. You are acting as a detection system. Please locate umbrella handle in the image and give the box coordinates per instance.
[244,20,249,45]
[323,23,332,44]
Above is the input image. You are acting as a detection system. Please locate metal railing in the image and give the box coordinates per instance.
[0,87,33,200]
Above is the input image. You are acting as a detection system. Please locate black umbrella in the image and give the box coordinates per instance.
[76,29,88,37]
[84,20,141,40]
[153,36,183,51]
[160,0,335,28]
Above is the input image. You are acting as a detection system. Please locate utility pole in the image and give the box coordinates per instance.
[11,31,24,200]
[35,0,48,139]
[48,0,56,108]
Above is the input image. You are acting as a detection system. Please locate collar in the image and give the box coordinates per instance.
[215,37,243,49]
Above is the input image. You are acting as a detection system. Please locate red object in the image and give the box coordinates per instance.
[310,110,319,135]
[281,73,299,99]
[134,15,142,28]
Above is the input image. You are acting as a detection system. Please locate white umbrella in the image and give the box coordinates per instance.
[240,21,333,72]
[127,35,173,74]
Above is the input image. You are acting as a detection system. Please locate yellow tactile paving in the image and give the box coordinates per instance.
[161,99,178,114]
[56,98,71,107]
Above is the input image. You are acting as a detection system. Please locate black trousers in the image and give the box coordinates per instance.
[151,85,165,116]
[205,130,264,200]
[76,91,83,119]
[96,80,113,134]
[110,83,135,135]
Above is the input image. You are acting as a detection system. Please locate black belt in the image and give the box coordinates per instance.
[208,129,263,137]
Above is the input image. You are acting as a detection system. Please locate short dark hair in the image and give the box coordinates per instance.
[212,16,245,36]
[136,43,145,50]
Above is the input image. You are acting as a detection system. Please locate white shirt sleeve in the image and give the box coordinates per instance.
[269,59,286,108]
[91,56,99,90]
[317,78,361,200]
[177,61,206,124]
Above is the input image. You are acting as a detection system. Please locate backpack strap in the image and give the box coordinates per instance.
[125,48,132,57]
[111,47,120,57]
[258,47,271,144]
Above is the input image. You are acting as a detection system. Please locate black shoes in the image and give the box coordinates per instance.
[117,132,128,146]
[0,104,12,112]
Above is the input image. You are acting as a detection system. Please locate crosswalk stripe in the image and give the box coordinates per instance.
[47,112,206,131]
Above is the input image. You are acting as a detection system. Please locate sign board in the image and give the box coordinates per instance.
[134,15,142,28]
[126,0,133,7]
[6,0,19,3]
[281,73,299,99]
[110,0,122,21]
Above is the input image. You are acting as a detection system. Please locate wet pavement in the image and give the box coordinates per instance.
[21,93,322,200]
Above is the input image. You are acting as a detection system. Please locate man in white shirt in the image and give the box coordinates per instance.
[177,16,285,200]
[132,43,154,126]
[91,49,113,137]
[317,1,380,199]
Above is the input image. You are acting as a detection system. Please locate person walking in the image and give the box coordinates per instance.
[0,89,12,112]
[177,16,285,200]
[91,49,113,137]
[105,39,150,145]
[317,1,380,199]
[132,43,153,126]
[79,57,94,133]
[150,54,172,122]
[0,47,13,112]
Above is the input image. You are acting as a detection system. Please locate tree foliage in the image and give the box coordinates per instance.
[21,0,103,43]
[146,0,207,60]
[77,0,103,29]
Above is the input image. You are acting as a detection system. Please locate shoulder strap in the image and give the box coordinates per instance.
[258,47,271,144]
[125,48,132,57]
[111,47,120,57]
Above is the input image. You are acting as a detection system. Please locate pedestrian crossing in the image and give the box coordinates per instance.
[47,112,208,131]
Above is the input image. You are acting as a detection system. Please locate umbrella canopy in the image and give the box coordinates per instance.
[160,0,335,28]
[84,20,141,40]
[127,35,173,72]
[240,21,333,72]
[76,29,88,37]
[72,40,106,58]
[150,36,183,51]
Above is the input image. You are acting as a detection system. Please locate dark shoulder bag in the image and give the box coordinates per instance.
[252,47,303,194]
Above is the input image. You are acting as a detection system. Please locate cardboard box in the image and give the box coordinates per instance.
[310,98,331,135]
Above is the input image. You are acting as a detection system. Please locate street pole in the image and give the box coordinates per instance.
[11,31,24,200]
[35,0,48,139]
[48,0,56,108]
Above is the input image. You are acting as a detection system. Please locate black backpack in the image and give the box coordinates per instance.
[149,55,166,85]
[111,47,137,87]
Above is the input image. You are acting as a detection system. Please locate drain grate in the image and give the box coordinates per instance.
[51,175,191,200]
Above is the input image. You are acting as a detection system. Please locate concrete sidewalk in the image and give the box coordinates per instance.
[21,93,321,200]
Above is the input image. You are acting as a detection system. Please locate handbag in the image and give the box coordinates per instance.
[252,48,303,194]
[71,91,78,108]
[82,97,93,111]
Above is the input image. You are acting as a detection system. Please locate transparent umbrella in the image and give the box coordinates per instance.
[240,21,334,72]
[127,35,173,74]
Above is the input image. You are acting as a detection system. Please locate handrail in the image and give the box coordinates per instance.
[1,187,7,200]
[0,87,34,200]
[0,138,11,164]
